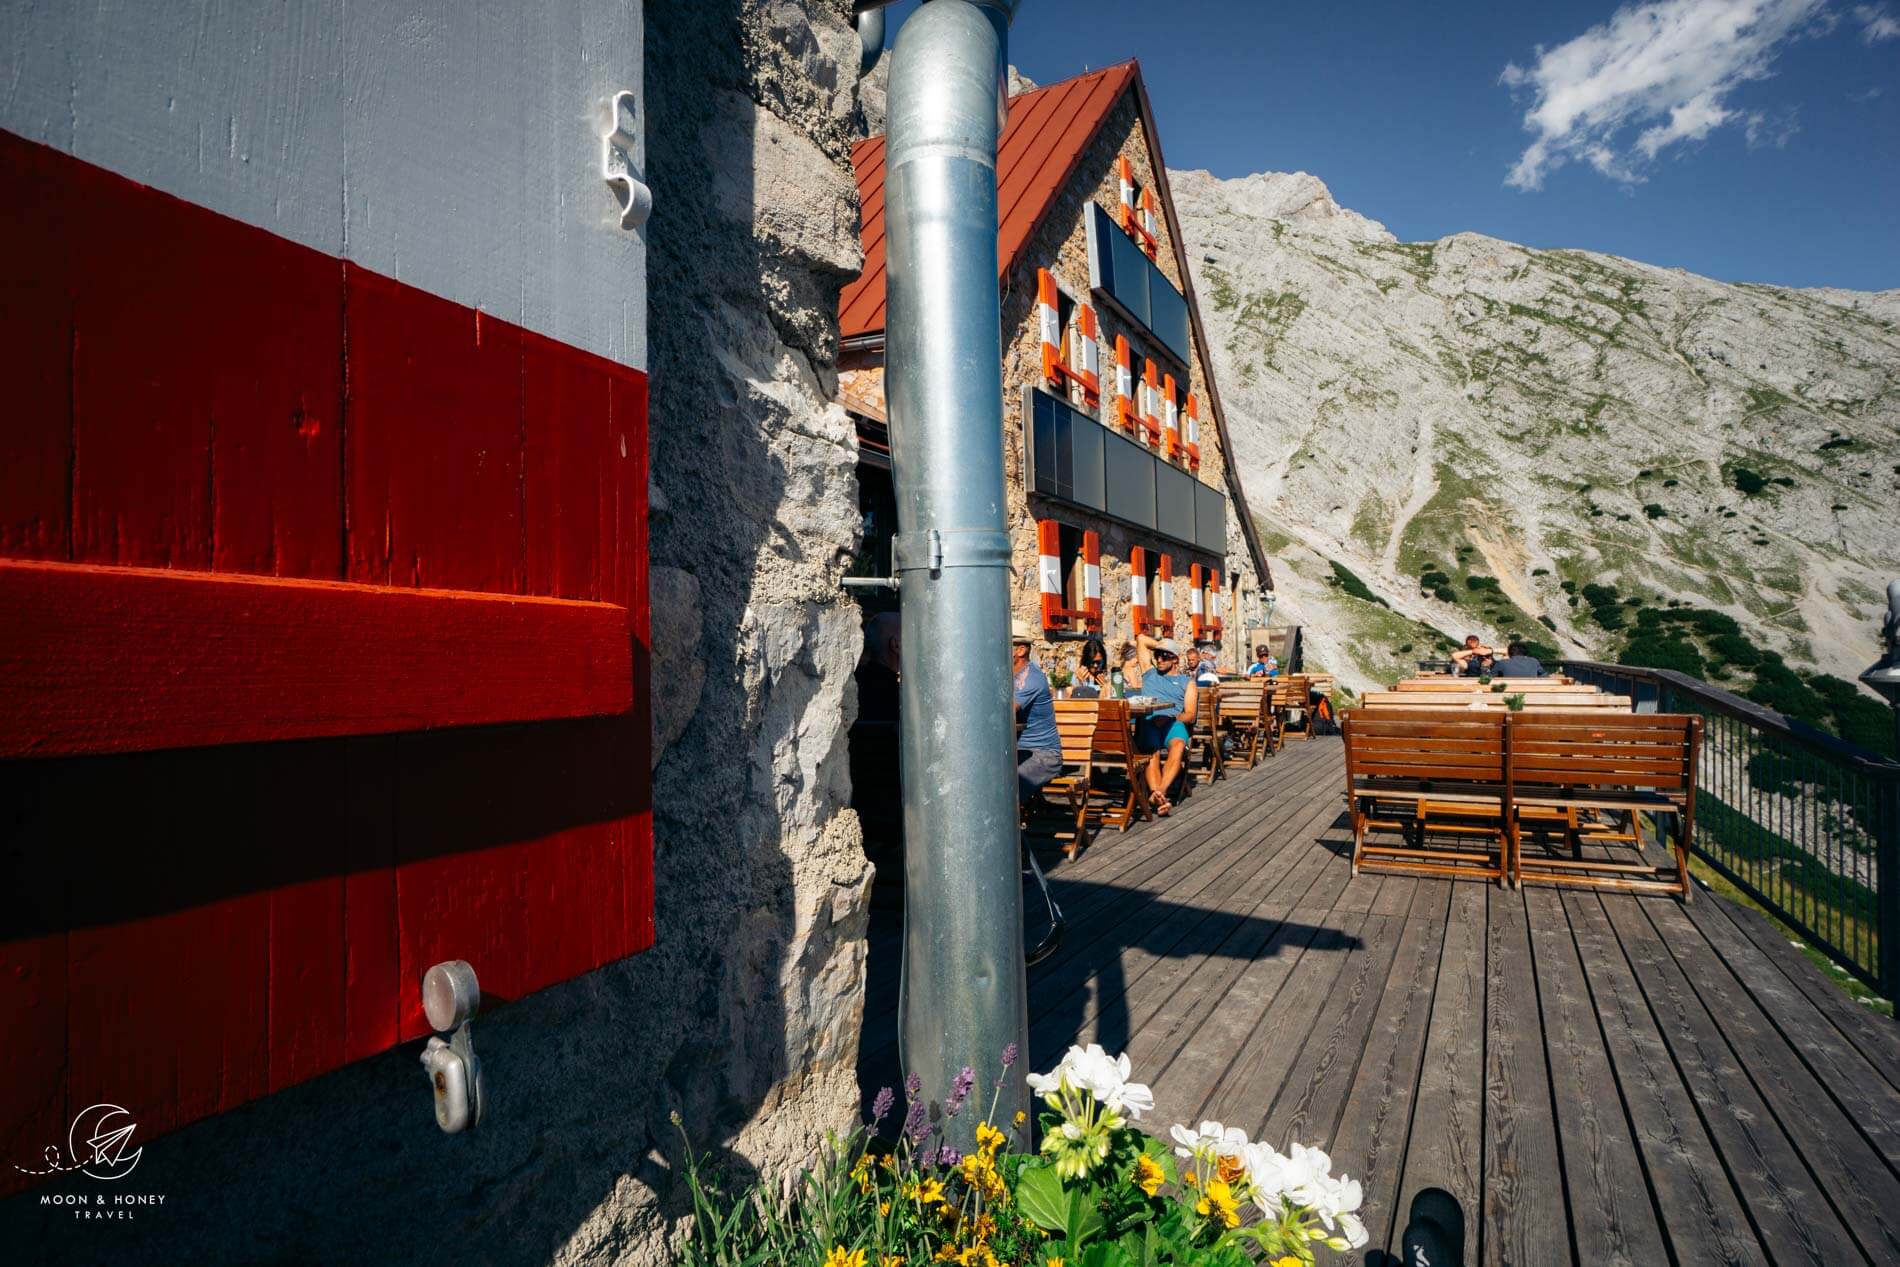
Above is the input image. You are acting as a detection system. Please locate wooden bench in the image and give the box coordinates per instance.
[1505,712,1701,897]
[1342,708,1509,883]
[1032,699,1103,858]
[1187,685,1225,784]
[1217,682,1273,770]
[1083,698,1150,833]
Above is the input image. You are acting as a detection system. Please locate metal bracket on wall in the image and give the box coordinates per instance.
[602,90,652,230]
[419,960,485,1134]
[892,529,1012,575]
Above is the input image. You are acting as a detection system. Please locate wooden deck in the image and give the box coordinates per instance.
[859,736,1900,1264]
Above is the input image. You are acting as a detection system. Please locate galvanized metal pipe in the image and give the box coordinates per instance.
[884,0,1028,1143]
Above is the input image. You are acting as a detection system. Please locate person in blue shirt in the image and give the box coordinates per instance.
[1245,645,1271,677]
[1012,619,1063,803]
[1133,632,1198,816]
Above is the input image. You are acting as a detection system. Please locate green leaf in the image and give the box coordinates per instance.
[1078,1243,1136,1267]
[1065,1187,1107,1247]
[1016,1163,1070,1233]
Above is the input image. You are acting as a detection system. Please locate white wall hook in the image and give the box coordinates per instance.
[603,90,651,230]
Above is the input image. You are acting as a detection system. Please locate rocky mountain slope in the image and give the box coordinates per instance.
[1172,169,1900,699]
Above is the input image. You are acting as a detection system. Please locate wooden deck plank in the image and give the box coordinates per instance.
[1687,885,1900,1090]
[1328,879,1452,1253]
[857,737,1900,1265]
[1085,789,1350,1077]
[1603,890,1869,1265]
[863,751,1334,1021]
[1566,890,1775,1264]
[1391,881,1487,1262]
[1643,897,1900,1261]
[1677,893,1900,1172]
[1522,886,1668,1265]
[1194,904,1379,1127]
[1257,885,1417,1151]
[1481,885,1569,1267]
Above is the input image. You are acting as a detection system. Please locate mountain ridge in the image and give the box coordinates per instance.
[1171,167,1900,702]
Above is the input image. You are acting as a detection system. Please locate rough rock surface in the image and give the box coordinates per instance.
[20,4,875,1265]
[1172,168,1900,694]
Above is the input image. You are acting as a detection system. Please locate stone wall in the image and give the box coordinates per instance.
[0,3,875,1264]
[997,95,1253,666]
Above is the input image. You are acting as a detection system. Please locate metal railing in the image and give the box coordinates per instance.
[1561,661,1900,999]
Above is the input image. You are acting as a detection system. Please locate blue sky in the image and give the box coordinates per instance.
[880,1,1899,289]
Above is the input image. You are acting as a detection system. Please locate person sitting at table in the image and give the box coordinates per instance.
[1012,619,1063,803]
[1132,633,1198,816]
[1490,640,1544,678]
[1245,645,1271,677]
[1194,642,1222,685]
[1451,634,1495,677]
[1111,641,1142,698]
[1071,636,1108,699]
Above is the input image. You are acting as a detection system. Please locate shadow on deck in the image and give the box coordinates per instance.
[857,736,1900,1264]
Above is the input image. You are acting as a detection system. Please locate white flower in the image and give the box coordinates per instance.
[1171,1120,1249,1161]
[1028,1044,1153,1119]
[1335,1211,1369,1250]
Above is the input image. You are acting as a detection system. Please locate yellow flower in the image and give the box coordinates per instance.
[916,1178,946,1206]
[1133,1152,1165,1197]
[1013,1110,1027,1126]
[823,1249,867,1267]
[878,1201,891,1217]
[1195,1177,1241,1230]
[1270,1258,1301,1267]
[879,1258,904,1267]
[1047,1258,1066,1267]
[974,1121,1006,1155]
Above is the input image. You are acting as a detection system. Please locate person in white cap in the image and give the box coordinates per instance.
[1012,619,1063,803]
[1133,630,1198,815]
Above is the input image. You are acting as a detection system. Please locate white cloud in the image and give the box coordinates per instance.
[1855,4,1900,41]
[1743,105,1802,146]
[1501,0,1828,190]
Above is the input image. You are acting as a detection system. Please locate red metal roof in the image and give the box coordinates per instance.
[839,62,1139,341]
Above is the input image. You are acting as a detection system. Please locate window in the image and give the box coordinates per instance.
[1086,204,1190,367]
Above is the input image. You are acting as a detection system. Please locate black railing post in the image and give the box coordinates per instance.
[1879,768,1900,1002]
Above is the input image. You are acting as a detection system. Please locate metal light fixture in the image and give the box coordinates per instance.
[1859,579,1900,756]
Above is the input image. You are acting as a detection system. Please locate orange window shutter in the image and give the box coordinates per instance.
[1129,545,1148,631]
[1114,336,1135,434]
[1162,372,1180,460]
[1188,562,1205,638]
[1075,303,1100,406]
[1082,531,1102,630]
[1036,519,1063,631]
[1036,269,1061,387]
[1157,554,1174,629]
[1185,392,1202,468]
[1141,359,1161,445]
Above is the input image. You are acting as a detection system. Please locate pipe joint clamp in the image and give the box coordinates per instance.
[892,529,1012,575]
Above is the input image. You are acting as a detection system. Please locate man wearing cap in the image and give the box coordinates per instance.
[1012,619,1063,804]
[1133,631,1198,815]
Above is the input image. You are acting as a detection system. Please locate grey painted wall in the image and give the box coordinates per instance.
[2,0,648,368]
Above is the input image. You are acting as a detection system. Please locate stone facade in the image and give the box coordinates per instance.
[996,93,1256,668]
[0,4,877,1265]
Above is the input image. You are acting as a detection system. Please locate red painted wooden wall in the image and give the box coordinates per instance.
[0,132,653,1194]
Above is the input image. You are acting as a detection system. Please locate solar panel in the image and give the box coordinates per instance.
[1021,385,1220,554]
[1085,203,1191,366]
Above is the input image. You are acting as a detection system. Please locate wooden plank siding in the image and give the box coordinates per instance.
[858,737,1900,1264]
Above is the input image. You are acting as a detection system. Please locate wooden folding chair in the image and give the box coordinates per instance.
[1029,699,1103,859]
[1342,708,1509,883]
[1504,712,1701,898]
[1084,698,1151,832]
[1277,675,1314,741]
[1187,685,1224,783]
[1218,682,1270,770]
